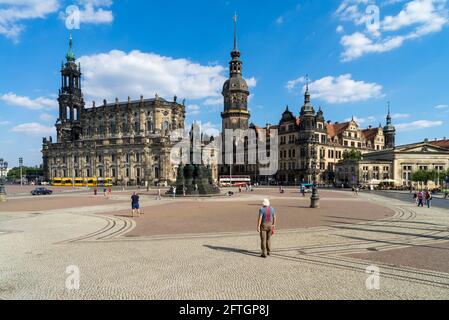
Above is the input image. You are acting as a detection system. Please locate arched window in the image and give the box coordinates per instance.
[147,120,153,132]
[162,121,169,130]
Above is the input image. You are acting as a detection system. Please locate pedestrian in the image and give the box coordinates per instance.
[94,188,97,196]
[183,185,186,197]
[108,187,112,195]
[417,191,424,207]
[257,199,277,258]
[413,192,418,204]
[425,191,433,208]
[131,192,140,217]
[156,187,162,200]
[103,188,107,197]
[445,190,448,199]
[172,186,176,198]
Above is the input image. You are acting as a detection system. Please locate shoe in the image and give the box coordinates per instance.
[261,255,267,258]
[267,252,271,256]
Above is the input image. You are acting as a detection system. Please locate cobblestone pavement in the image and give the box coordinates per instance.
[0,190,449,300]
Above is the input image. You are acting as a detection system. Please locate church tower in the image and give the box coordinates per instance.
[221,14,250,131]
[298,77,317,143]
[56,34,85,143]
[383,103,396,148]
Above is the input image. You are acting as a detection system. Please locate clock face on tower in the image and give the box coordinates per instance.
[232,118,238,124]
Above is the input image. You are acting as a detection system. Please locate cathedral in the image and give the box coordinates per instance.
[42,35,185,186]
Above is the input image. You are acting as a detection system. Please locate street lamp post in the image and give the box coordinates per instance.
[0,158,8,202]
[310,138,320,208]
[19,157,23,187]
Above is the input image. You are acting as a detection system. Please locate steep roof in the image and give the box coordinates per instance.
[326,122,350,138]
[362,128,380,141]
[430,139,449,150]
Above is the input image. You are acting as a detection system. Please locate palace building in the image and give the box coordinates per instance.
[42,35,186,186]
[276,88,396,185]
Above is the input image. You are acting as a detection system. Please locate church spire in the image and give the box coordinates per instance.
[386,101,392,125]
[66,33,76,63]
[304,74,311,105]
[229,13,242,77]
[233,12,238,51]
[300,74,315,116]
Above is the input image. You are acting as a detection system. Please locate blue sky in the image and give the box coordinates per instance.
[0,0,448,167]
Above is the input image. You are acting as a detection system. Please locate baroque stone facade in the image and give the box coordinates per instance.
[42,36,185,186]
[276,87,395,185]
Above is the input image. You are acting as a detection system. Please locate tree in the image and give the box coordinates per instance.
[342,148,362,161]
[411,170,427,184]
[411,169,439,187]
[7,167,43,180]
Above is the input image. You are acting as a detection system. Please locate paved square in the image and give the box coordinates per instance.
[1,187,449,299]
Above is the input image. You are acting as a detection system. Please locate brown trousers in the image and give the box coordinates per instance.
[260,223,273,256]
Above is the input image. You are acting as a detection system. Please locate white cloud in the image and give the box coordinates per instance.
[186,104,200,115]
[435,104,448,109]
[0,120,11,126]
[0,0,60,41]
[336,0,449,61]
[78,50,228,103]
[391,112,411,119]
[286,76,306,91]
[0,92,57,110]
[39,113,55,122]
[199,122,220,137]
[59,0,113,25]
[396,119,443,131]
[245,77,257,88]
[11,122,55,136]
[0,0,114,41]
[336,25,345,33]
[345,116,377,124]
[293,74,383,104]
[340,32,406,61]
[203,97,223,106]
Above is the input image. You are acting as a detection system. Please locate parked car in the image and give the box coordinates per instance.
[31,187,53,196]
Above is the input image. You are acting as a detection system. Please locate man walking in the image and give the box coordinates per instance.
[131,192,140,217]
[257,199,277,258]
[417,191,424,207]
[425,191,433,208]
[156,187,162,200]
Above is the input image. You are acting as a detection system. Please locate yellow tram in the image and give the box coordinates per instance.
[51,177,113,187]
